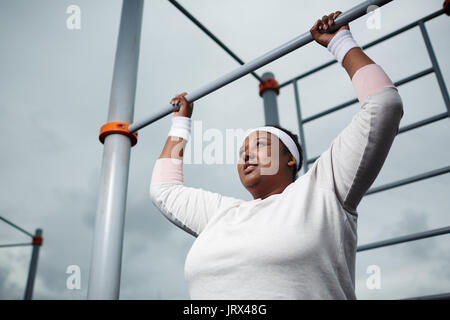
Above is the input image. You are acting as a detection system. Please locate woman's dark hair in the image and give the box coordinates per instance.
[271,125,303,181]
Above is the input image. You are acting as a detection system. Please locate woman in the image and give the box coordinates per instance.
[150,11,403,299]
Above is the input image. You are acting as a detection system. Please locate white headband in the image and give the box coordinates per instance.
[242,126,301,171]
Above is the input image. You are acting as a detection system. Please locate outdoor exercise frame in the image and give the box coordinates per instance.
[89,0,449,299]
[0,216,43,300]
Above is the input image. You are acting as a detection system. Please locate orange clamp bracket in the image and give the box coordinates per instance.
[259,78,280,97]
[32,235,43,246]
[99,122,138,147]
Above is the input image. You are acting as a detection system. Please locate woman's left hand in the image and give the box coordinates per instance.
[310,11,349,48]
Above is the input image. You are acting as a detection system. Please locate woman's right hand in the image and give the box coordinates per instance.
[170,92,194,118]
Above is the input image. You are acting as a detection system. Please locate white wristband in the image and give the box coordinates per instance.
[168,116,191,142]
[327,29,360,65]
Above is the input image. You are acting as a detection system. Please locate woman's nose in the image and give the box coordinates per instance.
[244,152,256,163]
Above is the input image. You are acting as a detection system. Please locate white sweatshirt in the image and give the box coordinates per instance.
[149,64,404,299]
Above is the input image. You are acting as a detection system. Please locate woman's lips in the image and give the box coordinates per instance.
[244,164,257,174]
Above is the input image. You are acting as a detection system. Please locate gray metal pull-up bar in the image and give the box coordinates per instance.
[89,0,393,300]
[128,0,392,133]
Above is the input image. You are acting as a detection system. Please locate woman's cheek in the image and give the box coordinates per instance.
[258,154,272,168]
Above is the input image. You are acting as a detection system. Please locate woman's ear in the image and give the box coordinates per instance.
[287,156,296,168]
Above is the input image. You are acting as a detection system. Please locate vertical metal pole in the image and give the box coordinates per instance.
[419,21,450,116]
[293,80,309,174]
[261,72,280,126]
[24,229,43,300]
[88,0,143,300]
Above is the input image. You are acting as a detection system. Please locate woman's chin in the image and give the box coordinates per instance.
[242,172,261,188]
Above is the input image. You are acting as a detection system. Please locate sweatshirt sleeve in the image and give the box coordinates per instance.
[308,64,404,215]
[149,157,242,237]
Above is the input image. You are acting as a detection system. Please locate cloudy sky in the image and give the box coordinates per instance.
[0,0,449,300]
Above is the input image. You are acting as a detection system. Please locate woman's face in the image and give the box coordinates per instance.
[237,131,290,191]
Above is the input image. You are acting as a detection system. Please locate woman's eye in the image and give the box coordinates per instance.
[239,142,264,156]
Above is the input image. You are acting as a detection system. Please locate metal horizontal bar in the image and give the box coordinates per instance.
[398,112,449,134]
[0,216,34,238]
[357,225,450,252]
[0,242,33,248]
[307,155,319,165]
[305,106,446,166]
[279,60,336,88]
[303,98,358,123]
[167,0,263,83]
[394,67,434,87]
[302,67,434,124]
[279,9,444,88]
[129,0,393,133]
[361,9,444,50]
[305,110,447,165]
[401,292,450,300]
[366,166,450,195]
